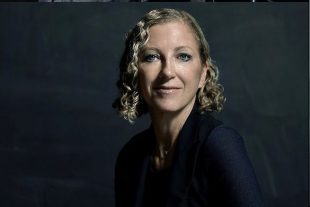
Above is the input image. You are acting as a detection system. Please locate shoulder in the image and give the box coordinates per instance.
[194,112,245,158]
[196,116,265,206]
[200,124,257,181]
[196,114,250,171]
[200,125,265,206]
[120,129,149,153]
[115,128,151,166]
[195,112,244,154]
[203,125,247,161]
[208,125,244,147]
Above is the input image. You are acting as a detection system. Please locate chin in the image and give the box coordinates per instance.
[151,100,188,114]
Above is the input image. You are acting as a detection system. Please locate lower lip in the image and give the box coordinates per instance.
[155,88,180,95]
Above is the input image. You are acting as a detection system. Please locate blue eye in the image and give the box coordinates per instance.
[143,54,160,62]
[178,53,192,62]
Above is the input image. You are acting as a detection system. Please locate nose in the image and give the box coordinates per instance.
[159,57,176,80]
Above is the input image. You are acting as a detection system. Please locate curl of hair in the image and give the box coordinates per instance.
[113,8,225,123]
[197,57,225,113]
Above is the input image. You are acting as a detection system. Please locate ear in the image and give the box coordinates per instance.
[198,63,207,88]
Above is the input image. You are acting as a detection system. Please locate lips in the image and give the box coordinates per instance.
[154,85,181,94]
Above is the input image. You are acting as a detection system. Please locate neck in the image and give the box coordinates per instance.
[149,100,196,148]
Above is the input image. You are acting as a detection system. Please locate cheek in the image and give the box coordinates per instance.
[138,70,153,95]
[181,64,204,84]
[138,72,146,90]
[139,67,158,84]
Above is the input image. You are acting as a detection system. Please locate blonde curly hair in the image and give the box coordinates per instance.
[113,8,225,123]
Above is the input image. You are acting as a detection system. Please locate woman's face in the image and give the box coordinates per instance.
[138,21,207,114]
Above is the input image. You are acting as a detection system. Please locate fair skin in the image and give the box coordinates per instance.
[138,21,207,170]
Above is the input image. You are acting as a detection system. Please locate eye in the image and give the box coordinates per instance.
[177,53,192,62]
[143,54,160,63]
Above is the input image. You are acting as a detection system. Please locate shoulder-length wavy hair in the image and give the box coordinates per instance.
[113,8,225,123]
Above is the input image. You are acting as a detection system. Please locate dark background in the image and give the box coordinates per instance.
[0,3,308,207]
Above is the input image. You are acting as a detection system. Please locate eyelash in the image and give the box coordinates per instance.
[177,53,192,62]
[143,54,160,62]
[142,53,192,63]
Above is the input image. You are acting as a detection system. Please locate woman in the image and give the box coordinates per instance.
[113,8,264,207]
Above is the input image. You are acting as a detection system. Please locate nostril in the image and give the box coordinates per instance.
[157,73,175,85]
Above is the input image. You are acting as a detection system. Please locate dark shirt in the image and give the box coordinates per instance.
[142,163,171,207]
[115,106,264,207]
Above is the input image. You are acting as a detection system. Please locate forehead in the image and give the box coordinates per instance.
[145,21,199,49]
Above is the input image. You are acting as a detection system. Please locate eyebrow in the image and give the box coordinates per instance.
[142,46,193,53]
[174,46,193,51]
[141,47,161,53]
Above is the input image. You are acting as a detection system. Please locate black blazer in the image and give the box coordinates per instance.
[115,108,264,207]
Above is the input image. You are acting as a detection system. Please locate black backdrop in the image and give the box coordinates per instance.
[0,3,308,207]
